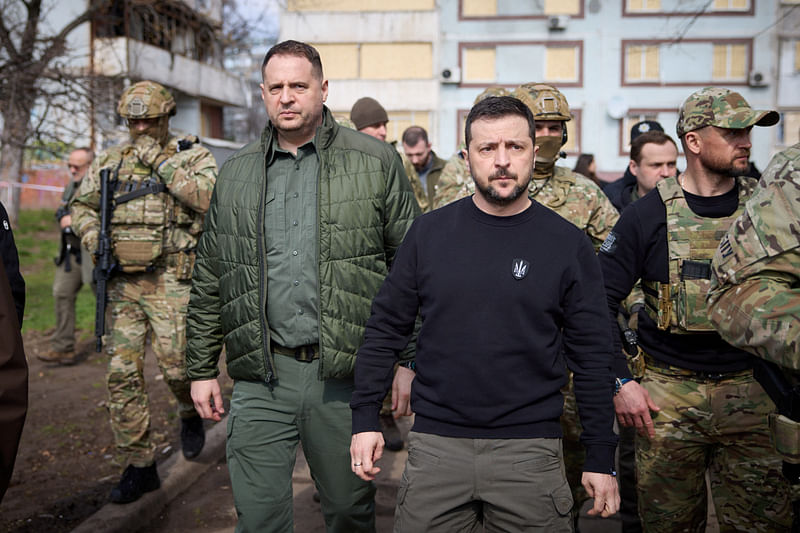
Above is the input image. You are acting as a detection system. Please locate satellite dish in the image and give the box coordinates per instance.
[607,95,629,120]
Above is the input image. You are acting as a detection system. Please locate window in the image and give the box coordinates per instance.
[625,45,660,82]
[461,0,580,17]
[545,46,579,82]
[313,43,433,80]
[463,48,497,83]
[289,0,434,11]
[387,111,431,145]
[361,43,432,80]
[460,42,583,87]
[780,111,800,147]
[712,43,747,81]
[713,0,748,9]
[627,0,661,11]
[796,41,800,72]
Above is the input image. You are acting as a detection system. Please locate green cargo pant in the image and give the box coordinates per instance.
[226,355,376,533]
[636,363,792,532]
[106,268,196,467]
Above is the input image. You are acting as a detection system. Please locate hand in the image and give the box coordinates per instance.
[613,380,660,438]
[583,472,620,518]
[133,134,168,169]
[59,214,72,229]
[82,230,98,256]
[350,431,384,481]
[392,366,415,417]
[191,378,225,421]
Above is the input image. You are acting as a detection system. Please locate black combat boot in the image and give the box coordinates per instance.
[181,415,205,459]
[380,414,404,451]
[110,463,160,504]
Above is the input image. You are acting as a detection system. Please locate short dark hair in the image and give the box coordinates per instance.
[261,40,324,80]
[464,96,535,148]
[401,126,429,146]
[630,131,677,164]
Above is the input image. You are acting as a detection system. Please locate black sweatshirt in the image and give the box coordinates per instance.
[351,197,618,474]
[598,181,753,379]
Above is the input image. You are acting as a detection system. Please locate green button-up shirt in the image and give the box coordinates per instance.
[264,137,319,348]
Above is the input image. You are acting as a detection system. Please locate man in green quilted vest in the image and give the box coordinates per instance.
[186,41,419,532]
[599,87,792,531]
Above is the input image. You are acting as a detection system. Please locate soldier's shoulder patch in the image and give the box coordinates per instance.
[600,231,618,254]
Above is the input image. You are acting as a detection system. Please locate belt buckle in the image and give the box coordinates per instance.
[698,371,725,381]
[294,345,314,363]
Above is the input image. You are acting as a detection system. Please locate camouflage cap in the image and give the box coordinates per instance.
[676,87,778,137]
[117,81,176,119]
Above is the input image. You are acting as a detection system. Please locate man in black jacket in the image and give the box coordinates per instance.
[351,96,619,531]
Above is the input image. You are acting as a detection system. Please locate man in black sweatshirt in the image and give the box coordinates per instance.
[599,87,791,531]
[350,96,619,531]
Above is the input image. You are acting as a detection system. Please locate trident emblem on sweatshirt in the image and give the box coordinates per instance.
[512,259,530,280]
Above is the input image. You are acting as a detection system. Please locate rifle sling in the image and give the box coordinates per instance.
[115,183,167,205]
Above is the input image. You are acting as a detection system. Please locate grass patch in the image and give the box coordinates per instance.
[16,209,95,334]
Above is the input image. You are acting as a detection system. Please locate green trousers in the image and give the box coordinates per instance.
[227,355,376,533]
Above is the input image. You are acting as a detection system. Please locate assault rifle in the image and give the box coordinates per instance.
[94,168,116,352]
[752,358,800,531]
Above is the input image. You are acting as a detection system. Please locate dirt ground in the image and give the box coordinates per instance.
[0,331,232,533]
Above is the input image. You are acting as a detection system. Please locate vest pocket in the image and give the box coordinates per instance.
[112,226,164,272]
[677,277,714,332]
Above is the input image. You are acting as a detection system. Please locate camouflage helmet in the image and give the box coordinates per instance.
[676,86,778,137]
[117,81,176,119]
[513,83,571,121]
[474,86,510,104]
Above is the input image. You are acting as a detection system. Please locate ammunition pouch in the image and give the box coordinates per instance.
[110,174,168,273]
[770,413,800,464]
[168,249,196,281]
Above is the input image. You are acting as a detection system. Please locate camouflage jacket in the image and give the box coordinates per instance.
[433,158,618,249]
[401,151,446,212]
[71,134,217,263]
[708,143,800,367]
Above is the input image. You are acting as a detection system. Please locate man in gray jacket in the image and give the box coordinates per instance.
[186,40,419,533]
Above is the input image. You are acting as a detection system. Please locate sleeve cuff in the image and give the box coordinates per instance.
[351,405,382,435]
[582,443,618,475]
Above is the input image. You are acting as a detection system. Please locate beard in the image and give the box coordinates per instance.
[473,168,532,206]
[700,150,751,178]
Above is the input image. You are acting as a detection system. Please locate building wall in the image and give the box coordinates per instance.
[280,0,792,175]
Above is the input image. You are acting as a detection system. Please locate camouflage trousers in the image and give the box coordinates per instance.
[636,362,792,532]
[105,267,195,467]
[561,377,588,518]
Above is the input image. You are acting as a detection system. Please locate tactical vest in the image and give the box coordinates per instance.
[643,175,756,333]
[105,138,201,272]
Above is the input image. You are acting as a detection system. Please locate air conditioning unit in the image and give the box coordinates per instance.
[439,67,462,84]
[547,15,569,31]
[748,70,768,88]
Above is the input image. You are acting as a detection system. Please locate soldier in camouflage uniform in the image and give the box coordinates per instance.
[71,81,217,504]
[707,142,800,366]
[39,148,95,365]
[707,143,800,513]
[600,87,791,531]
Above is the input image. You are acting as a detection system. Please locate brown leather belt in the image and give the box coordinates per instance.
[270,342,319,363]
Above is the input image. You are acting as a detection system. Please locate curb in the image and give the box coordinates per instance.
[71,417,228,533]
